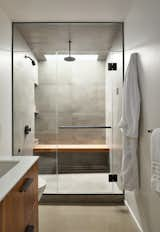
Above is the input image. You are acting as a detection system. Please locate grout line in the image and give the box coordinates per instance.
[125,200,143,232]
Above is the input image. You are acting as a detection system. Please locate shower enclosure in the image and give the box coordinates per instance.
[13,22,124,198]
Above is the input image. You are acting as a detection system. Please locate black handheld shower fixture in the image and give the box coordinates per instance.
[24,55,36,66]
[64,40,76,62]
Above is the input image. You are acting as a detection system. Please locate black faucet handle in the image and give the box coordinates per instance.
[24,125,32,135]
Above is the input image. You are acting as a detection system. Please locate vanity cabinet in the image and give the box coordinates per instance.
[0,162,38,232]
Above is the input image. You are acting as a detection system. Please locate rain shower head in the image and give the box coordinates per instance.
[64,40,76,62]
[24,55,36,66]
[64,56,76,62]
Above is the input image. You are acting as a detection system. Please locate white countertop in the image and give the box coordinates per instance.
[0,156,39,202]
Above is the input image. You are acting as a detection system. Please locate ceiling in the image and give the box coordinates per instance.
[15,23,122,61]
[0,0,132,21]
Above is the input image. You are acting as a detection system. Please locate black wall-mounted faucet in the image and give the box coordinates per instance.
[24,125,32,135]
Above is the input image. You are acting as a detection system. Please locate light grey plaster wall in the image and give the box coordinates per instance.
[35,59,106,144]
[13,28,38,155]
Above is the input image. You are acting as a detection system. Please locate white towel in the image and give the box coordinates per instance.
[119,53,140,191]
[151,128,160,193]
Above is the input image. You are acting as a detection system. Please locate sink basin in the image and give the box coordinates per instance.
[0,161,19,178]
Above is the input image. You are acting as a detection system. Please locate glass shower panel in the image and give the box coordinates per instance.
[107,25,124,194]
[34,53,59,194]
[56,52,115,194]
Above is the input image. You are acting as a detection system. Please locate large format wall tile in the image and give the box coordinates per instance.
[35,112,57,132]
[36,84,57,112]
[36,60,106,144]
[72,113,105,126]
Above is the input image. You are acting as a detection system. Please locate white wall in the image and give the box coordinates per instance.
[0,8,12,156]
[125,0,160,231]
[0,0,132,22]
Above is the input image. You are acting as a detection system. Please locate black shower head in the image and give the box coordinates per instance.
[64,40,76,62]
[24,55,36,66]
[64,56,76,62]
[31,60,36,66]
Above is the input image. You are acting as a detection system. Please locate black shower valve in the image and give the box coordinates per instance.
[24,125,32,135]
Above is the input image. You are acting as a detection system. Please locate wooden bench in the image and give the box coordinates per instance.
[33,144,110,153]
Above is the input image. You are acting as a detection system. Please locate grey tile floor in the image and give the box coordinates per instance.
[39,205,139,232]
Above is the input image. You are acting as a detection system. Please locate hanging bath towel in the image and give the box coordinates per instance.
[119,53,140,191]
[151,128,160,193]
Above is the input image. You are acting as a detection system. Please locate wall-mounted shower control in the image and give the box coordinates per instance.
[24,125,32,135]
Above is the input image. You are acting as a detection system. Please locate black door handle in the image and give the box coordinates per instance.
[20,178,33,192]
[25,225,34,232]
[59,125,112,129]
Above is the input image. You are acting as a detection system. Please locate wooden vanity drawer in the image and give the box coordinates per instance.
[22,164,38,224]
[0,162,38,232]
[0,177,26,232]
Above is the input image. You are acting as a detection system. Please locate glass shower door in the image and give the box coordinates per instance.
[56,52,118,194]
[35,51,123,195]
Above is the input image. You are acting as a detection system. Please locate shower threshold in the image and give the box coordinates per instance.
[39,173,124,205]
[40,194,124,205]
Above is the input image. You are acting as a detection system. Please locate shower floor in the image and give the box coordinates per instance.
[40,173,122,194]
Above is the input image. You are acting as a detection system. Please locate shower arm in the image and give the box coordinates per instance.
[69,40,71,56]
